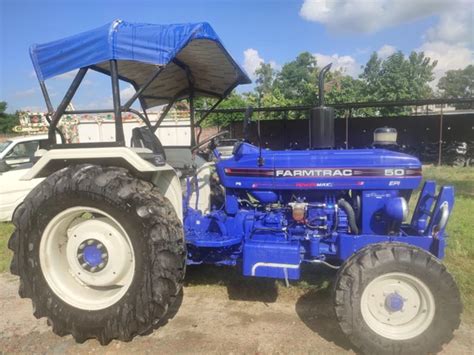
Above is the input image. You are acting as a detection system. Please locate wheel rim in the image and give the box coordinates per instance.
[39,206,135,310]
[360,272,435,340]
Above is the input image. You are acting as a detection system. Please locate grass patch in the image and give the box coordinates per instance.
[0,222,14,273]
[0,166,472,314]
[409,166,474,316]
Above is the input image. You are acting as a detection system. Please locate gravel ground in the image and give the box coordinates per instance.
[0,272,472,354]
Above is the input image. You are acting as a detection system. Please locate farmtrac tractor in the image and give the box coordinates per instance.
[9,20,461,354]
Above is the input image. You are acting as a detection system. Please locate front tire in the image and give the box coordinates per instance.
[8,164,186,344]
[333,243,461,354]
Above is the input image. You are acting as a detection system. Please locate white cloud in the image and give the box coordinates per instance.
[425,8,473,47]
[299,0,451,33]
[268,60,281,71]
[242,48,281,79]
[120,85,136,101]
[417,41,473,84]
[313,53,361,77]
[300,0,473,85]
[418,2,473,84]
[377,45,397,59]
[243,48,264,79]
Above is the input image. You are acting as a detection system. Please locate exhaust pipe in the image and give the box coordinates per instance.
[310,63,335,149]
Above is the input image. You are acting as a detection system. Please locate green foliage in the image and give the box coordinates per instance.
[0,222,14,273]
[0,102,19,133]
[273,52,318,105]
[360,51,436,115]
[199,93,250,127]
[255,63,275,98]
[438,65,474,109]
[199,49,438,126]
[325,72,370,117]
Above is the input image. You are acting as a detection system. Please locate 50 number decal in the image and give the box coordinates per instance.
[385,169,405,176]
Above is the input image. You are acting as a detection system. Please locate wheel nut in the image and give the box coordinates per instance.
[102,253,108,258]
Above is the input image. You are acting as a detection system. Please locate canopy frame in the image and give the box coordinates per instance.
[40,59,230,147]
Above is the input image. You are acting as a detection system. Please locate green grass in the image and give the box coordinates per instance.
[421,166,474,316]
[0,222,14,273]
[0,166,473,315]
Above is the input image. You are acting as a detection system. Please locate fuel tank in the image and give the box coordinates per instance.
[216,143,422,190]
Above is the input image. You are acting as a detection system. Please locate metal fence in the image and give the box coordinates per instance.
[198,98,474,165]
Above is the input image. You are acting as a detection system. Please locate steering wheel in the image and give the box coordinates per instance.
[191,130,229,154]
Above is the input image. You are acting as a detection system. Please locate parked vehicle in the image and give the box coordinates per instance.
[9,20,461,354]
[0,135,48,221]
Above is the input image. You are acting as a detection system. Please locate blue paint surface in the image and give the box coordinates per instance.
[83,245,103,267]
[182,143,454,281]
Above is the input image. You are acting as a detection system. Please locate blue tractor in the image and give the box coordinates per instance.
[9,20,461,353]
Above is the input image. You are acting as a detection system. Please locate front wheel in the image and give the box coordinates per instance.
[8,164,186,344]
[333,243,461,354]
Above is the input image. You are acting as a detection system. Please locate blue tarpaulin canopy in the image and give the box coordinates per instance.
[30,20,251,108]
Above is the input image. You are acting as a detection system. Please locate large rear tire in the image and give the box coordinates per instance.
[333,242,461,354]
[8,164,186,344]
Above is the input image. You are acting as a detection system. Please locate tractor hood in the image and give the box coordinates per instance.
[216,143,422,190]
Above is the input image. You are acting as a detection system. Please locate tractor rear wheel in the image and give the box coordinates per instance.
[333,242,461,354]
[8,164,186,344]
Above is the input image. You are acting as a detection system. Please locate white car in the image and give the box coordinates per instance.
[0,135,48,221]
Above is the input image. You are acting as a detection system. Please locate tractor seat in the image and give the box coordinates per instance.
[130,127,166,165]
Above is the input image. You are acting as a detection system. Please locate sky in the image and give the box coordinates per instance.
[0,0,472,113]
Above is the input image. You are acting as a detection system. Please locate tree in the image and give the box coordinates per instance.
[438,65,474,109]
[255,63,275,99]
[359,51,437,115]
[199,93,249,127]
[0,102,19,133]
[273,52,318,105]
[326,72,370,116]
[199,50,441,126]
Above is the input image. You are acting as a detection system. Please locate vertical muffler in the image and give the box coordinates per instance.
[310,63,335,149]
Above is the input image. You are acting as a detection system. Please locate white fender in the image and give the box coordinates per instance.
[22,147,183,221]
[151,169,183,222]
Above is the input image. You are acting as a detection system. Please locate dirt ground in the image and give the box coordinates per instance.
[0,272,473,354]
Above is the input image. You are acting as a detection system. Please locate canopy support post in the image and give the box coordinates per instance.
[153,102,174,133]
[195,97,224,127]
[138,98,153,130]
[48,67,88,145]
[122,66,164,110]
[189,89,196,147]
[110,60,125,145]
[173,59,197,146]
[38,80,54,114]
